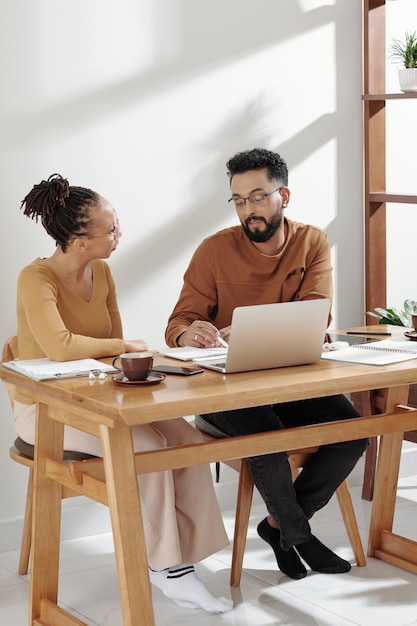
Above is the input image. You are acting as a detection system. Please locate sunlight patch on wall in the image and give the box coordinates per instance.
[27,0,156,107]
[297,0,335,10]
[78,22,337,251]
[290,139,336,230]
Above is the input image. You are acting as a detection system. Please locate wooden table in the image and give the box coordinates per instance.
[2,327,417,626]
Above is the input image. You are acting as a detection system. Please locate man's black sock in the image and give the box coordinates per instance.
[257,518,307,580]
[295,534,351,574]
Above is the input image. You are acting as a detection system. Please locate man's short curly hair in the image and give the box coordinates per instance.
[226,148,288,185]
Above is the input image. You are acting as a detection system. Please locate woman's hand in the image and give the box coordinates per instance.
[123,339,149,352]
[178,321,223,348]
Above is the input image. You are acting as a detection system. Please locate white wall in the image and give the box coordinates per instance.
[0,0,367,548]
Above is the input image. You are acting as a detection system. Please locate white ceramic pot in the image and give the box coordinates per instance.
[398,68,417,92]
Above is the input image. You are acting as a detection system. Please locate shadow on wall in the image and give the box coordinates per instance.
[4,0,361,325]
[110,106,337,297]
[2,2,334,145]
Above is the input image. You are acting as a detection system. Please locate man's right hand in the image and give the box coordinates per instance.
[179,321,223,348]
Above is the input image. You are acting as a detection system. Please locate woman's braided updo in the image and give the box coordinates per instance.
[20,174,100,252]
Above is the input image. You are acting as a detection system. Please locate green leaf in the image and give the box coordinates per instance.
[366,310,382,319]
[378,316,404,326]
[382,309,405,324]
[404,299,417,315]
[388,31,417,68]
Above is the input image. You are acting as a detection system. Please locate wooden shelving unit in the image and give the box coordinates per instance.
[363,0,417,318]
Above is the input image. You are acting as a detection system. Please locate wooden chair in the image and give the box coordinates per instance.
[351,388,417,501]
[194,414,366,586]
[3,336,95,575]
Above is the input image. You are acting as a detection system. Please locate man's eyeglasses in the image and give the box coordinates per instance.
[88,219,120,239]
[228,187,283,209]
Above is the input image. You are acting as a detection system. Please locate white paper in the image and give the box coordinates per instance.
[2,358,117,380]
[157,346,228,362]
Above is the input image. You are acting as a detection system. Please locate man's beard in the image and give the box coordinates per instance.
[241,209,283,243]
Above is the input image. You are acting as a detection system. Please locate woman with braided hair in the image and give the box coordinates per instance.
[14,174,232,614]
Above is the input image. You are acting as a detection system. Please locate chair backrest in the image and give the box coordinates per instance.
[2,335,19,409]
[3,335,97,466]
[2,335,18,362]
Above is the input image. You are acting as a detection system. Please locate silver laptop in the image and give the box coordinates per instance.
[195,299,330,373]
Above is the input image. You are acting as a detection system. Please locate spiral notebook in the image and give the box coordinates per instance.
[2,358,118,381]
[321,337,417,366]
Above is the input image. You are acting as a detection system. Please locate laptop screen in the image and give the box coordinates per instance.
[196,299,330,373]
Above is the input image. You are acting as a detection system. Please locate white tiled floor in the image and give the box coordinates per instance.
[1,478,417,626]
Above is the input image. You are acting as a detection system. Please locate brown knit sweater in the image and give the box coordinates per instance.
[166,218,333,346]
[16,258,125,403]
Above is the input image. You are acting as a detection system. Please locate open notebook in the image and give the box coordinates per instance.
[321,337,417,366]
[2,358,118,381]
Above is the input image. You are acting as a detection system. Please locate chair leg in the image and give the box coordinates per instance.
[361,436,378,501]
[351,391,378,502]
[230,456,365,586]
[335,479,366,566]
[230,459,254,587]
[18,467,33,575]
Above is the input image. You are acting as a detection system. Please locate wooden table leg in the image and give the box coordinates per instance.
[368,385,409,557]
[100,425,154,626]
[30,402,65,624]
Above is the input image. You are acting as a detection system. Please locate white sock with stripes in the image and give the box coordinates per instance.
[156,565,233,613]
[148,567,169,591]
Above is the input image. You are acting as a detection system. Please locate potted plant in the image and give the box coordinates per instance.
[366,298,417,328]
[388,31,417,92]
[365,298,417,416]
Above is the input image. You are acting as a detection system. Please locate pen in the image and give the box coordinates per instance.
[54,372,85,378]
[346,331,392,336]
[217,336,229,348]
